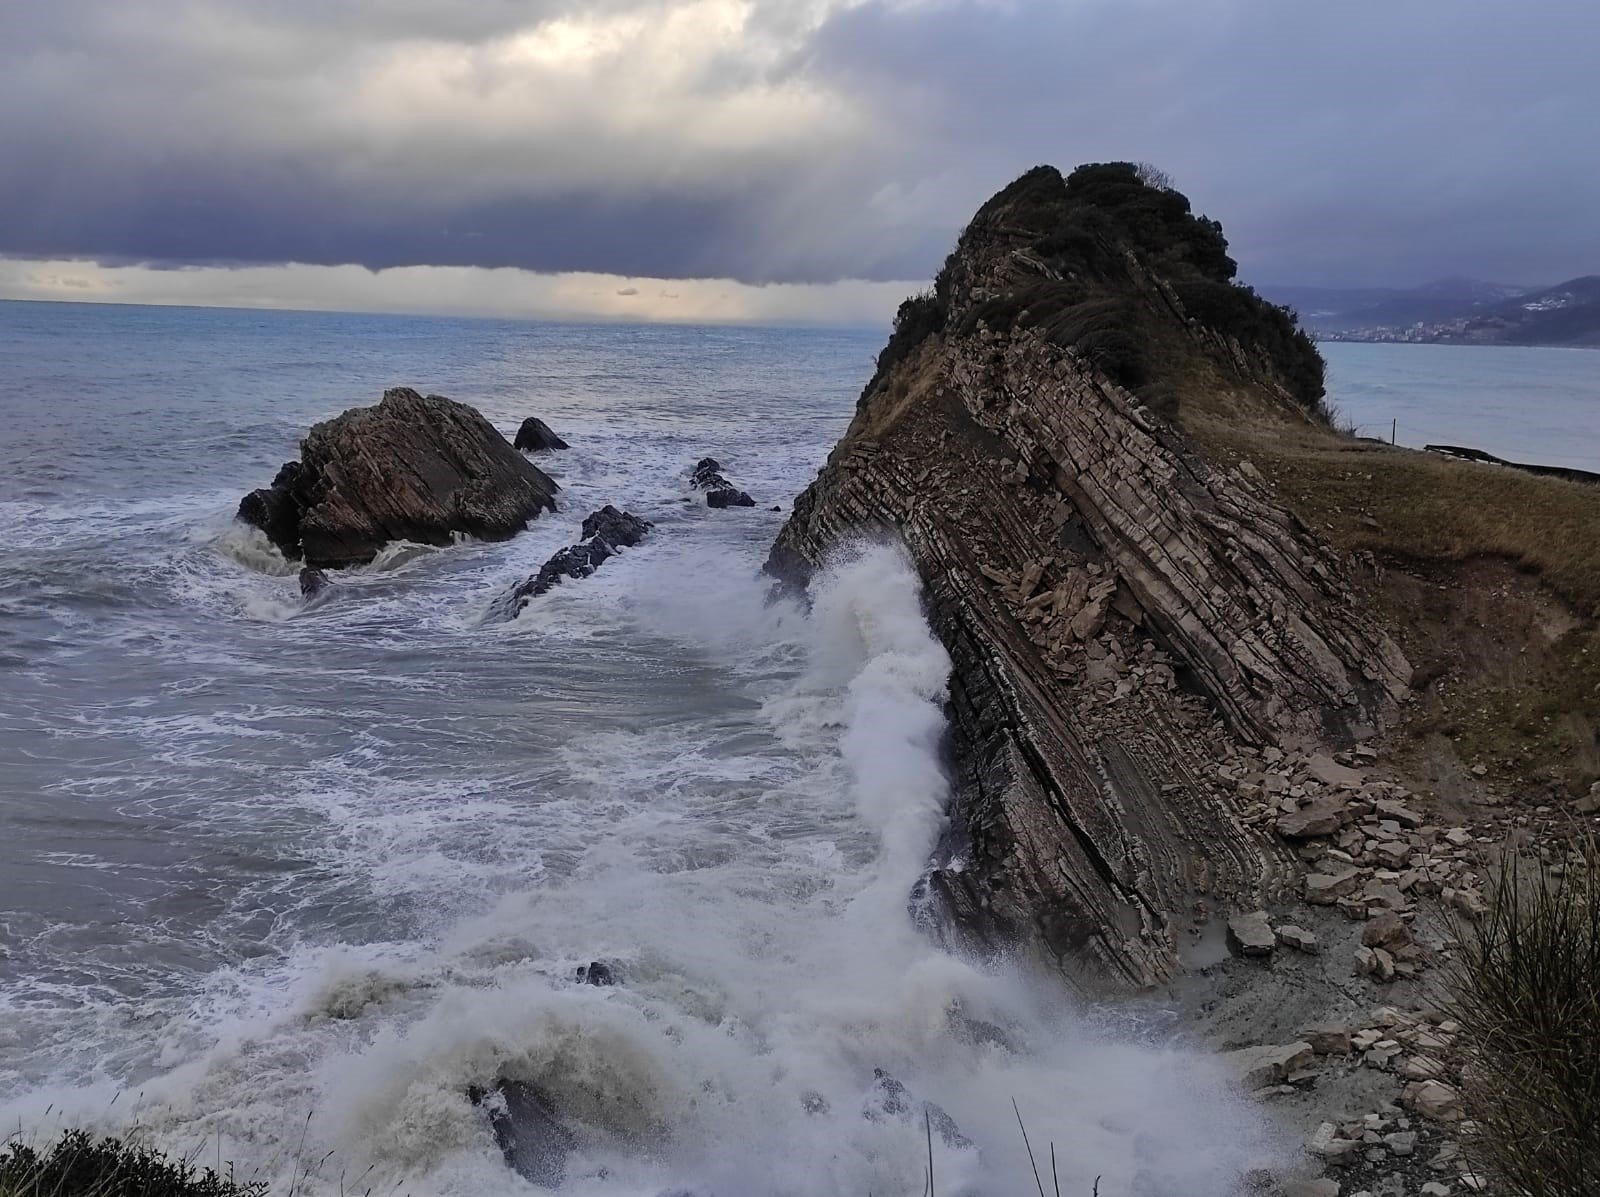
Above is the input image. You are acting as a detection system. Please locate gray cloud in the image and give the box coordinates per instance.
[3,0,1597,289]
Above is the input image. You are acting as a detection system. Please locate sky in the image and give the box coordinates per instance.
[3,0,1597,324]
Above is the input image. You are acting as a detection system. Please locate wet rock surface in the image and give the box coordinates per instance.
[239,388,559,567]
[470,1079,576,1188]
[514,416,569,452]
[497,505,653,617]
[689,457,755,508]
[297,567,330,599]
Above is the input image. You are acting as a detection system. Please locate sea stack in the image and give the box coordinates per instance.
[239,388,559,568]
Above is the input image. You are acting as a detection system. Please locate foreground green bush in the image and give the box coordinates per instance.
[0,1130,265,1197]
[1448,842,1600,1196]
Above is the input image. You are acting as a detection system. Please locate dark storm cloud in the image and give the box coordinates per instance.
[3,0,1597,288]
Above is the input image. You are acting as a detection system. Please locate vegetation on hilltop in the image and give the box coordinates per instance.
[871,162,1325,419]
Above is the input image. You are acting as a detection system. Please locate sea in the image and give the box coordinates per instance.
[0,299,1595,1196]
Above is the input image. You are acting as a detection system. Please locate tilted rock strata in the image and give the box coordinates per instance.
[497,505,653,616]
[770,172,1413,986]
[239,388,559,567]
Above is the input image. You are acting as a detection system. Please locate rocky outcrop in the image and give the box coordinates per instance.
[690,457,755,508]
[239,388,559,568]
[298,567,330,599]
[496,505,652,617]
[514,417,569,452]
[770,164,1413,989]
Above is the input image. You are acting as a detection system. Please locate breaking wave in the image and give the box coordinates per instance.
[0,544,1282,1196]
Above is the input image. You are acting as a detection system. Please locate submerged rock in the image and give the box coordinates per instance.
[298,566,330,599]
[706,487,755,509]
[862,1069,973,1149]
[497,505,653,617]
[238,388,559,568]
[689,457,755,508]
[576,960,618,986]
[469,1079,576,1188]
[514,416,569,452]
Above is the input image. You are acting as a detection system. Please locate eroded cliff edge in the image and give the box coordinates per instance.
[768,164,1425,988]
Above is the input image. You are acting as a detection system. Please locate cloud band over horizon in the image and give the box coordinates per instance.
[4,0,1598,321]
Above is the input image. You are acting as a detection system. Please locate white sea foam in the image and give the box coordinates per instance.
[0,543,1284,1196]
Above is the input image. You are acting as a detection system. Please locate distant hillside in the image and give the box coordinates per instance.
[1265,278,1526,334]
[1266,276,1600,348]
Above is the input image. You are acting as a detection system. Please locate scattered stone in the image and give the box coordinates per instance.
[1303,1024,1353,1055]
[1310,1121,1363,1163]
[1278,798,1346,839]
[513,416,569,452]
[1374,799,1425,828]
[1362,911,1414,951]
[1399,1056,1446,1081]
[1402,1079,1461,1120]
[1227,910,1277,957]
[1221,1041,1315,1088]
[1354,945,1396,981]
[1384,1131,1418,1157]
[1307,753,1366,788]
[1277,924,1320,954]
[1306,866,1364,904]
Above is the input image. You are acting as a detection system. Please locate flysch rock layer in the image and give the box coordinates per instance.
[769,168,1413,989]
[240,387,560,567]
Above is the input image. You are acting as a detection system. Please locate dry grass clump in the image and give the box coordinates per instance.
[0,1131,264,1197]
[1446,843,1600,1196]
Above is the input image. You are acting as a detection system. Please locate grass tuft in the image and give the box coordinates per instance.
[0,1131,266,1197]
[1445,839,1600,1195]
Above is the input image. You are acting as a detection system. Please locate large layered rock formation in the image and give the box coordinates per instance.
[240,388,559,567]
[770,165,1414,989]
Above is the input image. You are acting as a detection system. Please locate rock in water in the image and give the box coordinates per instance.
[298,567,330,599]
[706,487,755,508]
[689,456,756,508]
[514,416,569,452]
[238,388,559,567]
[690,457,724,488]
[469,1079,575,1187]
[496,505,653,617]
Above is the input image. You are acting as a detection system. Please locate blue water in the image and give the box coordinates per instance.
[0,300,1279,1197]
[1322,341,1600,470]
